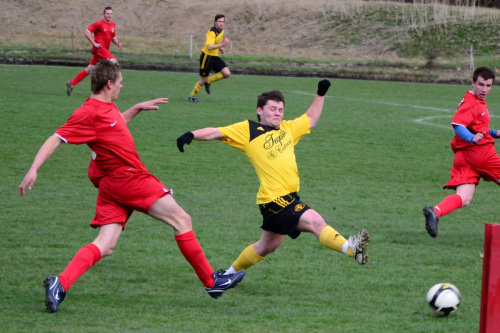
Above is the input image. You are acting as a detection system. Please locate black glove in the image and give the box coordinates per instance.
[177,132,194,152]
[317,79,331,96]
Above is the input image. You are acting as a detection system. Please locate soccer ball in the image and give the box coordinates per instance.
[426,283,461,316]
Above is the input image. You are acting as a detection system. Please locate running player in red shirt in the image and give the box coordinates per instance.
[66,7,123,96]
[423,66,499,237]
[19,60,244,314]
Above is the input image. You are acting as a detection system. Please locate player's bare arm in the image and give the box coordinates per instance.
[85,29,100,49]
[121,98,169,124]
[192,128,224,141]
[177,128,223,153]
[112,37,122,49]
[19,135,63,196]
[208,37,230,51]
[306,80,331,128]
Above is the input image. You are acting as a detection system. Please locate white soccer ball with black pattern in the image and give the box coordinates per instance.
[426,283,461,316]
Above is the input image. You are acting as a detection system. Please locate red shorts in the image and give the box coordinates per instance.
[91,167,171,229]
[444,144,500,189]
[89,48,116,65]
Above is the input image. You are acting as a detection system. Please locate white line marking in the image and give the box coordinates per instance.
[290,90,500,132]
[414,116,453,130]
[289,90,453,130]
[289,90,453,112]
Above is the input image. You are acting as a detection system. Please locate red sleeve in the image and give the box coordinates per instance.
[86,20,100,33]
[55,106,97,144]
[451,97,475,128]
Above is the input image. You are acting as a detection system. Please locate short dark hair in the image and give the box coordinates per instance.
[214,14,225,23]
[473,66,495,83]
[256,90,285,121]
[103,7,113,14]
[90,60,121,94]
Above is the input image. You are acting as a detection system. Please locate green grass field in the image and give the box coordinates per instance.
[1,64,499,332]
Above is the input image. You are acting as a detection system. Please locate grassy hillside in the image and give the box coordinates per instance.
[1,0,499,82]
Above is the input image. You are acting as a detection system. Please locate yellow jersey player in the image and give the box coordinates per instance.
[177,80,369,283]
[188,14,231,102]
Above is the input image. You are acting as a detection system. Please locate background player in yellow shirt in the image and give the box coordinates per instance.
[188,14,231,102]
[177,80,369,280]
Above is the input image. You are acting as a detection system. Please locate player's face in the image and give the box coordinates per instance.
[257,100,284,129]
[215,18,225,31]
[110,72,123,101]
[472,76,493,100]
[104,10,114,23]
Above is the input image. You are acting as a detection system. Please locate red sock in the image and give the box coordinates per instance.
[175,230,214,288]
[70,69,89,87]
[58,243,101,291]
[434,194,463,217]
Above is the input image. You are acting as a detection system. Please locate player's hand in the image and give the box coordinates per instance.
[317,79,331,96]
[137,98,169,111]
[223,37,230,46]
[177,132,194,153]
[19,170,37,196]
[473,131,486,144]
[219,47,225,54]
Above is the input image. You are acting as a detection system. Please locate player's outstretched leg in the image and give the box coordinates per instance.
[205,269,245,299]
[348,229,370,265]
[423,206,439,238]
[43,276,66,313]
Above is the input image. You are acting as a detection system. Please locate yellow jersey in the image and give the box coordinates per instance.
[201,26,224,57]
[218,114,311,204]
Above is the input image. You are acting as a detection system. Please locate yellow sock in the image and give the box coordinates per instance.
[207,72,224,84]
[232,244,265,271]
[190,83,202,98]
[319,225,354,257]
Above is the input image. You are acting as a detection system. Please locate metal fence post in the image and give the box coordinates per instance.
[190,33,193,60]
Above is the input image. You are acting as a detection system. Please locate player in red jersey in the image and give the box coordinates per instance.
[66,7,123,96]
[423,66,499,237]
[19,60,244,314]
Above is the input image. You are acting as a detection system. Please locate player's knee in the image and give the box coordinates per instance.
[176,211,193,231]
[259,244,278,256]
[311,218,327,232]
[254,240,279,256]
[461,196,473,207]
[100,243,117,257]
[307,212,327,234]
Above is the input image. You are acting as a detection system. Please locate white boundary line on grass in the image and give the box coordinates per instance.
[290,90,454,130]
[290,90,500,132]
[290,90,452,111]
[414,116,453,130]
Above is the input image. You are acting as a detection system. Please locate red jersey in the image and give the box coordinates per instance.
[450,91,494,151]
[87,19,116,52]
[55,98,147,186]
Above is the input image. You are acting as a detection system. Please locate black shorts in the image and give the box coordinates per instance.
[259,192,310,239]
[199,53,227,77]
